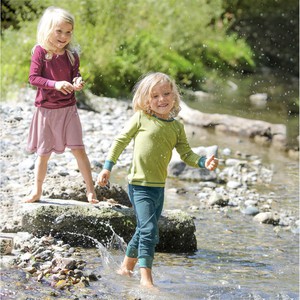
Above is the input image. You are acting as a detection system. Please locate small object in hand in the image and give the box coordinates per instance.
[73,77,83,85]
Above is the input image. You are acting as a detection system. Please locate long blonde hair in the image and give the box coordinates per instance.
[132,72,181,118]
[32,6,78,65]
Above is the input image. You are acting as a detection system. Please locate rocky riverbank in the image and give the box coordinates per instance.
[0,88,299,296]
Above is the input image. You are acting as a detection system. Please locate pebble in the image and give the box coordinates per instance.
[241,206,259,216]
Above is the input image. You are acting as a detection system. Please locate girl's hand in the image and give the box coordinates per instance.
[55,81,74,95]
[97,169,111,187]
[73,77,85,91]
[205,155,219,171]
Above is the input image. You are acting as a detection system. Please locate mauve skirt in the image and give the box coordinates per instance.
[27,105,85,156]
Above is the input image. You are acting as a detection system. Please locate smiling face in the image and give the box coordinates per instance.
[148,81,175,119]
[49,21,73,53]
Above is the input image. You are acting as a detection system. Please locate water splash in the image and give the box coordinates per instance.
[65,220,127,270]
[69,232,119,269]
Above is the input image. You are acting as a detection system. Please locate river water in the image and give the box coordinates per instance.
[1,71,299,299]
[184,70,299,148]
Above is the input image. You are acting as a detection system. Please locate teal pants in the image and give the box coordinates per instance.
[126,184,164,269]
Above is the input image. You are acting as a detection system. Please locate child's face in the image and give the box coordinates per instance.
[149,82,175,119]
[49,21,73,51]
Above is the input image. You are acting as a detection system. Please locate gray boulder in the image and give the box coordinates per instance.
[18,199,197,253]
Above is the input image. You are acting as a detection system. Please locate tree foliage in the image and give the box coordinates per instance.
[1,0,259,99]
[222,0,299,75]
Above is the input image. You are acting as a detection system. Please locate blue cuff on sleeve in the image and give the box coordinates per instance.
[103,160,115,171]
[198,156,206,168]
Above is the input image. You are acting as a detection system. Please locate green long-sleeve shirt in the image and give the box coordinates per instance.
[104,111,206,187]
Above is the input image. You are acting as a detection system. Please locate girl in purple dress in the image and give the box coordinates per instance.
[24,6,98,204]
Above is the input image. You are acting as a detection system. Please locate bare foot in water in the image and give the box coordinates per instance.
[23,193,41,203]
[87,192,99,204]
[140,280,160,291]
[117,267,134,277]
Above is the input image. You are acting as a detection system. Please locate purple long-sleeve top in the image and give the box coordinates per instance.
[29,45,80,109]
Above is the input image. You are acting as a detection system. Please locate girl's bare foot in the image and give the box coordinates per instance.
[140,280,160,291]
[23,193,41,203]
[117,267,134,277]
[117,257,138,277]
[87,192,99,204]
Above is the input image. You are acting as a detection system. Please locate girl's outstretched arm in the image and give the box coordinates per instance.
[205,155,219,171]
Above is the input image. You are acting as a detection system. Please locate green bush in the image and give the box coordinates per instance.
[1,22,36,99]
[1,0,256,100]
[202,33,255,72]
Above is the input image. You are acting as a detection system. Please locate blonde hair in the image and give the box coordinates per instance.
[32,6,78,65]
[132,72,181,118]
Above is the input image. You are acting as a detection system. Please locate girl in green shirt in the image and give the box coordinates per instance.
[97,72,218,289]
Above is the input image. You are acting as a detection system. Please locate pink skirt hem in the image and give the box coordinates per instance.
[26,106,85,156]
[27,144,85,156]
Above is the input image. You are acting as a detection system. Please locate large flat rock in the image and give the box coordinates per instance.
[15,199,197,253]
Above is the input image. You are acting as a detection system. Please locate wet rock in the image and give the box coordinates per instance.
[52,257,77,270]
[241,206,259,216]
[253,212,280,225]
[208,191,229,207]
[86,271,100,281]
